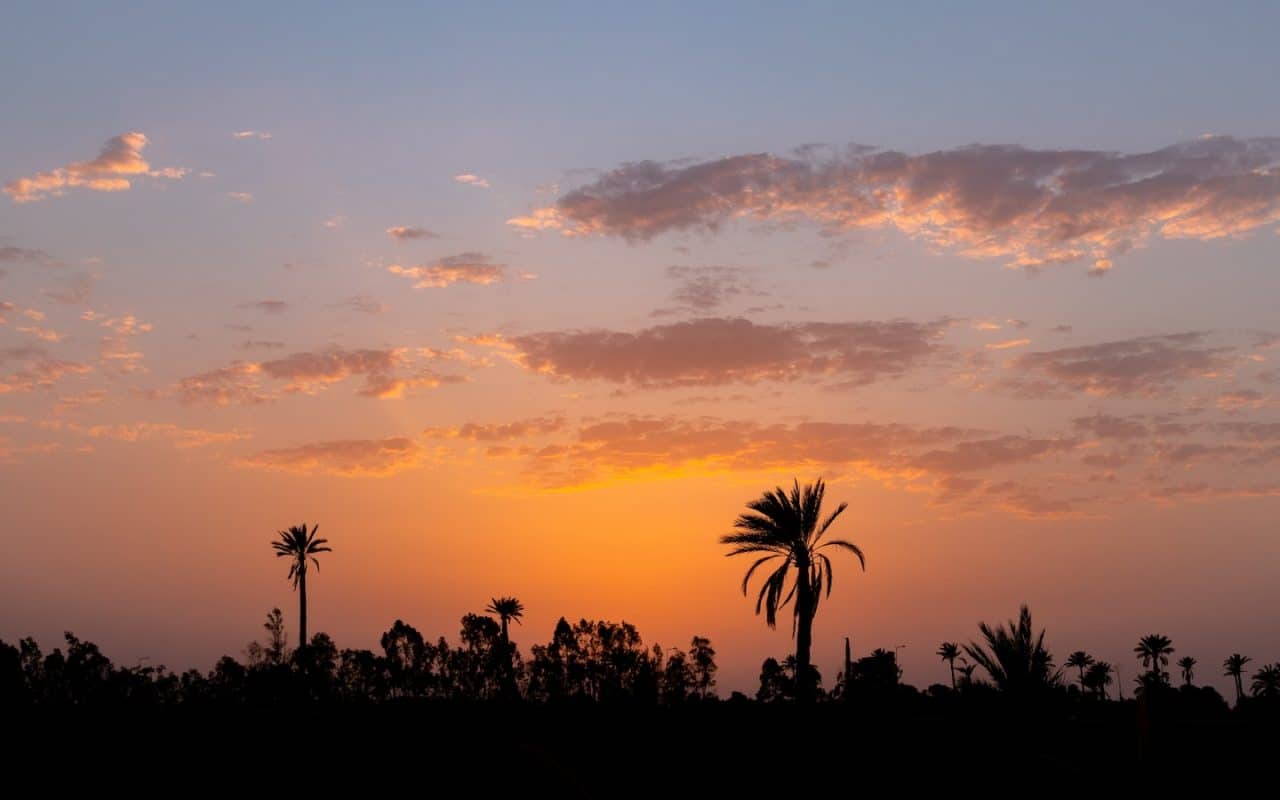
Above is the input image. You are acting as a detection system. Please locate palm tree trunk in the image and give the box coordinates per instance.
[1078,665,1085,689]
[794,558,814,703]
[1235,674,1243,703]
[298,569,308,650]
[949,660,956,690]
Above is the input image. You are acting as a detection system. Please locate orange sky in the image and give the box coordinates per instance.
[4,5,1280,696]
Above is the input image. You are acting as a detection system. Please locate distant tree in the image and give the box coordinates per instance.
[1177,656,1197,687]
[937,642,961,689]
[1083,661,1114,699]
[660,648,694,704]
[1224,653,1252,704]
[721,478,864,702]
[1251,663,1280,698]
[246,608,290,667]
[485,597,525,649]
[963,605,1059,694]
[271,523,331,648]
[1065,651,1094,691]
[1134,634,1174,684]
[956,659,977,688]
[757,657,790,703]
[689,636,717,699]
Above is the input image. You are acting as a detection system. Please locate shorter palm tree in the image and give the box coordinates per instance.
[1083,661,1114,699]
[963,606,1059,694]
[1224,653,1252,703]
[1065,650,1094,690]
[1176,656,1196,687]
[937,642,960,689]
[1134,634,1174,684]
[1251,663,1280,698]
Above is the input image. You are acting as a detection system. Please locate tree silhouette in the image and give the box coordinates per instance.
[937,642,960,690]
[963,605,1059,694]
[1224,653,1251,704]
[720,478,864,702]
[1177,656,1196,687]
[485,597,525,649]
[271,523,331,648]
[1065,650,1094,691]
[1134,634,1174,684]
[1251,664,1280,698]
[1083,661,1114,699]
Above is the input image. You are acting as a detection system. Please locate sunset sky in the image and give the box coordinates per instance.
[3,3,1280,695]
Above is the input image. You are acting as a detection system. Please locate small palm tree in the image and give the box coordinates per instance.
[1084,661,1114,699]
[956,660,977,687]
[271,523,331,649]
[963,606,1059,694]
[1177,656,1196,687]
[1252,663,1280,698]
[937,642,961,690]
[721,478,865,702]
[485,596,525,649]
[1224,653,1252,703]
[1134,634,1174,684]
[1065,650,1094,691]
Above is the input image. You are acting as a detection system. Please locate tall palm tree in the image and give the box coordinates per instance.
[1224,653,1251,703]
[1177,656,1196,687]
[1065,650,1094,691]
[1251,663,1280,698]
[937,642,961,689]
[1134,634,1174,684]
[721,478,865,702]
[1084,661,1114,699]
[271,523,331,649]
[485,596,525,649]
[963,606,1059,694]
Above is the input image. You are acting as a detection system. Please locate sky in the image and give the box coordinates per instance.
[3,2,1280,696]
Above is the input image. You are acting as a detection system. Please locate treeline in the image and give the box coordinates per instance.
[0,610,718,705]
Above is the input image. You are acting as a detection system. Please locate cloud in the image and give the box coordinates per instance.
[177,346,466,404]
[226,192,254,203]
[1072,414,1149,440]
[488,316,945,388]
[1007,333,1233,397]
[86,422,249,448]
[43,272,96,304]
[323,215,344,230]
[423,415,567,441]
[239,299,289,314]
[386,226,439,241]
[239,437,423,476]
[0,346,91,393]
[238,340,286,351]
[5,132,186,203]
[454,173,490,188]
[660,265,758,313]
[508,137,1280,271]
[231,130,272,140]
[387,252,506,288]
[330,295,388,315]
[909,436,1078,473]
[985,338,1031,350]
[0,245,59,268]
[98,314,152,373]
[176,362,270,406]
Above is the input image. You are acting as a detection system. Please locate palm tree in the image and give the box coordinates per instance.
[485,596,525,649]
[271,523,331,649]
[1224,653,1251,703]
[1084,661,1114,699]
[1251,663,1280,698]
[1177,656,1196,687]
[1065,650,1094,690]
[1134,634,1174,684]
[937,642,961,689]
[963,605,1059,693]
[721,478,865,702]
[956,660,977,687]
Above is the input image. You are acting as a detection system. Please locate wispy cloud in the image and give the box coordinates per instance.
[231,130,272,140]
[239,299,289,314]
[239,437,423,476]
[5,132,186,203]
[509,137,1280,272]
[387,252,507,288]
[386,226,439,241]
[454,173,490,188]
